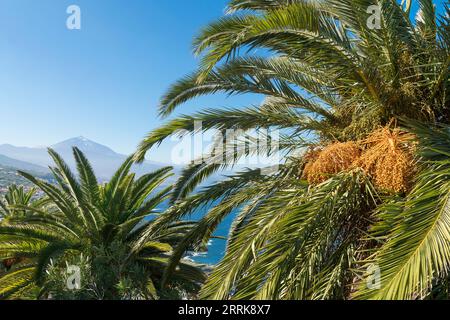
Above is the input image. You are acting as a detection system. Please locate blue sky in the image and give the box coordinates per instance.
[0,0,447,163]
[0,0,254,163]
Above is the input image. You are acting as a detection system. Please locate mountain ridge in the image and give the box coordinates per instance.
[0,137,175,181]
[0,154,50,174]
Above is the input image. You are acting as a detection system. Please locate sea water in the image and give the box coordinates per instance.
[153,202,237,266]
[187,206,236,265]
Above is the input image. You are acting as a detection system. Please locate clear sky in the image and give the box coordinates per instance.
[0,0,256,163]
[0,0,447,163]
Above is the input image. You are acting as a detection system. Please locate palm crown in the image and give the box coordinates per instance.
[134,0,449,299]
[0,185,47,222]
[0,148,205,300]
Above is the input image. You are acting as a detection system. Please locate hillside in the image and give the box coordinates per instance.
[0,165,38,194]
[0,154,49,175]
[0,137,175,181]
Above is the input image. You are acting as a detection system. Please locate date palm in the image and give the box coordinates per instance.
[0,148,205,300]
[0,185,48,271]
[0,185,46,223]
[135,0,449,299]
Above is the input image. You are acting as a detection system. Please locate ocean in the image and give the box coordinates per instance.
[155,202,236,266]
[188,207,236,265]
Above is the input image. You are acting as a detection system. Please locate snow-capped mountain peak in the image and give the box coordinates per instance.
[51,137,118,157]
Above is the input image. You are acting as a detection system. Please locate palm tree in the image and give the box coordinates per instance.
[0,185,48,271]
[134,0,449,299]
[0,185,45,222]
[0,148,205,300]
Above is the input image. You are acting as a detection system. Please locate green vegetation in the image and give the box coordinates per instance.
[0,148,205,300]
[134,0,450,300]
[0,185,48,222]
[0,0,448,300]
